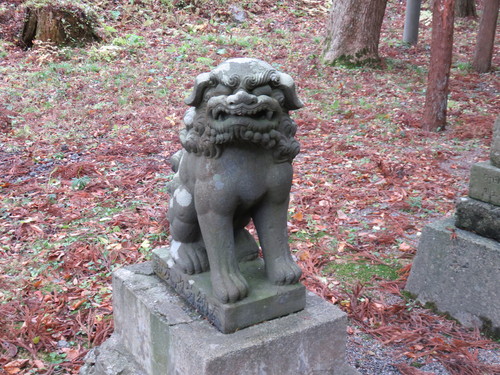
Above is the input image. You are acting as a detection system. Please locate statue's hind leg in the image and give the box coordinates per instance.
[233,215,259,262]
[168,186,209,274]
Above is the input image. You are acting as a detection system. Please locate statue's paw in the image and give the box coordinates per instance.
[212,270,249,304]
[171,241,209,275]
[267,255,302,285]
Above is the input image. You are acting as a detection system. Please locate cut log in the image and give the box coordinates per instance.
[21,2,101,48]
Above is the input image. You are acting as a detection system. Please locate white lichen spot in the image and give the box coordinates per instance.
[167,259,175,268]
[188,280,195,285]
[213,174,224,190]
[174,188,192,207]
[170,240,181,260]
[230,57,254,64]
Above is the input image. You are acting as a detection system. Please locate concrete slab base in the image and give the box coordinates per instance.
[81,262,359,375]
[406,218,500,337]
[152,246,306,333]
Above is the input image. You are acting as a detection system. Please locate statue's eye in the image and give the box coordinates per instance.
[252,85,272,96]
[205,84,232,99]
[271,89,285,106]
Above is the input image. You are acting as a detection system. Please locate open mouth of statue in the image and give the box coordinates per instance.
[211,105,275,123]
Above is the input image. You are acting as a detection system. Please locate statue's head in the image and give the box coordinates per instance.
[180,58,303,162]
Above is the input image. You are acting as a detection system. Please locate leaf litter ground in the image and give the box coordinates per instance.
[0,0,499,374]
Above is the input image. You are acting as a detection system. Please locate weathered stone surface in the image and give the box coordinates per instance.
[406,218,500,337]
[491,115,500,167]
[468,161,500,206]
[79,334,146,375]
[455,197,500,241]
[82,262,358,375]
[229,4,246,23]
[152,247,306,333]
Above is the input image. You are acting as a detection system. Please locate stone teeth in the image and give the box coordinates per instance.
[253,132,262,142]
[266,110,273,120]
[212,108,221,120]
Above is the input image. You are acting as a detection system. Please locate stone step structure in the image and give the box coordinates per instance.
[406,116,500,338]
[80,262,359,375]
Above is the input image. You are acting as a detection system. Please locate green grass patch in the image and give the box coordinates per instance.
[324,257,399,285]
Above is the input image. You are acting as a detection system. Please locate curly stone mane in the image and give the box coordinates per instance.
[179,105,300,163]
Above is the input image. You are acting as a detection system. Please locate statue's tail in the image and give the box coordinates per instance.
[170,150,184,173]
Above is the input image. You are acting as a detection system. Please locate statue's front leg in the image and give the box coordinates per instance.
[253,199,302,285]
[197,211,249,303]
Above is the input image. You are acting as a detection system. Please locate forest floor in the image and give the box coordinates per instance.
[0,0,499,374]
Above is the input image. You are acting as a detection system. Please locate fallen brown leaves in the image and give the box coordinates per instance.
[1,0,499,373]
[299,256,500,374]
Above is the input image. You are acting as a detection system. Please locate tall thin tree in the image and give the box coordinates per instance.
[455,0,477,17]
[422,0,456,131]
[472,0,499,72]
[403,0,422,45]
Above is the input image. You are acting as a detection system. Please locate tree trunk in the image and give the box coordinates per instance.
[21,2,101,48]
[422,0,455,132]
[472,0,499,72]
[403,0,422,44]
[322,0,388,66]
[455,0,477,17]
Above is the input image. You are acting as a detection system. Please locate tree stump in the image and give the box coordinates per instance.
[21,1,101,48]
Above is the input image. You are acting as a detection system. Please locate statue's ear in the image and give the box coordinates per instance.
[278,73,304,111]
[184,72,212,107]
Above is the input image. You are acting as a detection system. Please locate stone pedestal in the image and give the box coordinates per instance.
[406,118,500,338]
[152,247,306,334]
[468,161,500,206]
[405,218,500,336]
[455,197,500,241]
[80,262,359,375]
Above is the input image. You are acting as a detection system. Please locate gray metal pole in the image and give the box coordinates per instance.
[403,0,422,44]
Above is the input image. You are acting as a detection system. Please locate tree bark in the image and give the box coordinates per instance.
[472,0,499,72]
[422,0,455,132]
[455,0,477,17]
[21,3,101,48]
[403,0,422,44]
[322,0,388,65]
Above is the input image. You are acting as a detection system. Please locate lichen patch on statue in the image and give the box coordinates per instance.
[166,58,304,304]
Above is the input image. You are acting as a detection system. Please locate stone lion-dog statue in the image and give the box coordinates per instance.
[167,58,303,304]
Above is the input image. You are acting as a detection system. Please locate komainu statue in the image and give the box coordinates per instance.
[167,58,303,304]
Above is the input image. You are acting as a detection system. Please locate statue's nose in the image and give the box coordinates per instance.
[227,90,257,105]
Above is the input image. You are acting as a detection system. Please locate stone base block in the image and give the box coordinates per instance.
[81,262,358,375]
[152,247,306,333]
[406,218,500,337]
[468,161,500,206]
[455,197,500,241]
